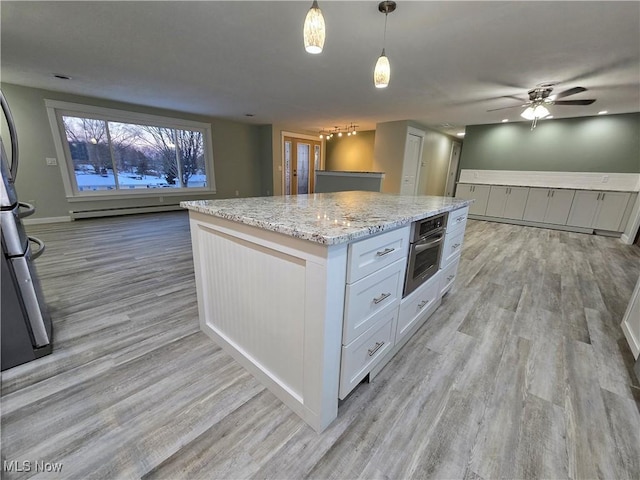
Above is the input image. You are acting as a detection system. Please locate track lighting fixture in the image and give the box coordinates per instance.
[319,124,359,140]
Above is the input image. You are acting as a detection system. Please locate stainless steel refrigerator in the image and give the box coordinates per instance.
[1,90,52,371]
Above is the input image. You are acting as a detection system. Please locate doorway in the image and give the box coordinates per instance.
[400,127,425,195]
[283,135,322,195]
[445,141,462,197]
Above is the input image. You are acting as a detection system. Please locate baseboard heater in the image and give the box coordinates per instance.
[70,204,182,220]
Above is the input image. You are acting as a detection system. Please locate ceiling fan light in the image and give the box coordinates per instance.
[520,106,536,120]
[303,1,325,54]
[374,50,390,88]
[533,104,550,118]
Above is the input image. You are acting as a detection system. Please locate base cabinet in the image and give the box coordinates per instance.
[455,184,490,216]
[397,272,440,342]
[523,188,575,225]
[568,191,631,231]
[339,310,397,399]
[485,186,529,220]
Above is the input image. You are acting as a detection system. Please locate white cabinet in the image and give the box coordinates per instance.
[397,272,440,343]
[347,227,409,283]
[440,256,461,297]
[455,184,490,216]
[339,310,396,399]
[568,191,631,231]
[447,206,469,231]
[343,259,404,344]
[340,227,408,398]
[440,205,466,291]
[523,188,575,225]
[441,229,464,268]
[485,186,529,220]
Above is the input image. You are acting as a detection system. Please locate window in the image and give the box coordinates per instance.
[46,100,215,198]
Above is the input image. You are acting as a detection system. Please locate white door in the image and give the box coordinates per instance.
[445,142,461,197]
[401,133,423,195]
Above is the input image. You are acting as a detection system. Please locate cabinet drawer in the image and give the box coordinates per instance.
[440,255,460,296]
[441,229,465,269]
[446,206,468,236]
[339,311,396,399]
[397,271,440,342]
[347,226,410,283]
[343,259,404,344]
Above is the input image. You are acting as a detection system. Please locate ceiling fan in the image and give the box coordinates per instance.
[488,82,596,129]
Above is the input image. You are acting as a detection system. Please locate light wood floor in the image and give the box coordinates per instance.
[2,212,639,479]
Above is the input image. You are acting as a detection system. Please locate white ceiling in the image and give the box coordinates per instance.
[2,1,639,136]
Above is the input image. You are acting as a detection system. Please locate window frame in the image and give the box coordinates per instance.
[45,99,216,200]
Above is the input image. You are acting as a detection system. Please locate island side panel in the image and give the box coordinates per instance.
[188,211,346,432]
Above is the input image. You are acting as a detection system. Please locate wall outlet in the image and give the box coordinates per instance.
[266,190,270,196]
[474,171,479,179]
[601,175,609,183]
[235,190,239,196]
[46,157,57,166]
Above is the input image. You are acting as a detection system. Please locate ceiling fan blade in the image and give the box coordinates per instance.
[553,99,596,106]
[487,104,527,112]
[554,86,587,99]
[563,57,638,83]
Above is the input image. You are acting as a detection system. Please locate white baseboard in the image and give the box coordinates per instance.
[70,204,182,219]
[622,319,640,359]
[22,216,71,225]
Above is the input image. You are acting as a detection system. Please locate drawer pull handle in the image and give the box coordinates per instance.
[456,216,464,223]
[368,341,385,356]
[376,247,395,257]
[452,243,461,249]
[447,275,455,282]
[373,292,391,304]
[418,300,429,309]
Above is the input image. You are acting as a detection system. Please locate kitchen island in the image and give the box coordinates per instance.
[182,192,472,432]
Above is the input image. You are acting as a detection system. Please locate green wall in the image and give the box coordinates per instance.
[1,83,267,219]
[460,113,640,173]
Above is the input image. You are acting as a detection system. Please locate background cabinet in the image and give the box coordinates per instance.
[455,184,490,216]
[523,188,575,225]
[568,191,631,231]
[485,186,529,220]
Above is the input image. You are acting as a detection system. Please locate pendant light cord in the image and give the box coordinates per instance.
[383,13,388,48]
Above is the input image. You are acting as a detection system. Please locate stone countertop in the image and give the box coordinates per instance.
[456,181,638,193]
[181,191,472,246]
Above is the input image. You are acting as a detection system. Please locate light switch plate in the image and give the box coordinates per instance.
[46,157,57,166]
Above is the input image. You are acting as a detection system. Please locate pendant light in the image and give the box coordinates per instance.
[303,1,325,54]
[374,1,396,88]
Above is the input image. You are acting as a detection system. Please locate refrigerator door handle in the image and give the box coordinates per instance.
[28,236,46,260]
[0,90,19,181]
[18,202,36,218]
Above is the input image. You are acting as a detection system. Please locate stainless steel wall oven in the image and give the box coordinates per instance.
[403,214,446,297]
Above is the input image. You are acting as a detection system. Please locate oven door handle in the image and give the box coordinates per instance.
[414,234,443,252]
